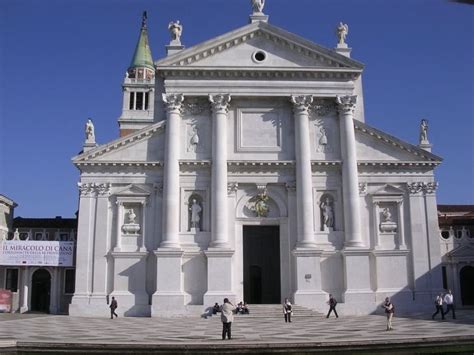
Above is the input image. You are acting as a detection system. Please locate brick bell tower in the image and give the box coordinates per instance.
[118,11,155,137]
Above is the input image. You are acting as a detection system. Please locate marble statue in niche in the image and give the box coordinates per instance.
[122,208,141,235]
[317,126,332,152]
[320,196,335,231]
[379,206,397,233]
[190,199,202,230]
[188,126,200,152]
[188,195,203,231]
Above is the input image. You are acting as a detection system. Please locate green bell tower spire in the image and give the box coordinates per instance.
[129,11,154,71]
[119,11,156,137]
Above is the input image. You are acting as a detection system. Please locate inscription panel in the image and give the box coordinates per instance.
[237,108,282,152]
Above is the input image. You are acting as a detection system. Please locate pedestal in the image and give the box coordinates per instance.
[110,251,149,316]
[342,248,373,313]
[371,249,414,312]
[203,248,236,306]
[292,248,327,308]
[152,249,185,316]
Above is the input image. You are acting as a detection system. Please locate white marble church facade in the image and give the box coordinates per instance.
[70,5,443,317]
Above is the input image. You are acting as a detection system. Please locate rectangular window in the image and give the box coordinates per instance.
[135,92,144,110]
[5,269,19,292]
[442,266,447,289]
[60,233,69,241]
[64,269,75,294]
[144,92,149,110]
[129,92,135,110]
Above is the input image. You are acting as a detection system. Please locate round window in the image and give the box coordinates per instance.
[252,51,267,63]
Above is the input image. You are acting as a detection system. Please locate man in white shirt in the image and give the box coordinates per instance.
[221,298,235,340]
[443,289,456,319]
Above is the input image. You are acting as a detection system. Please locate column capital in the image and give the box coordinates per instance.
[162,93,184,113]
[336,95,357,115]
[290,95,313,114]
[227,182,238,196]
[209,94,231,114]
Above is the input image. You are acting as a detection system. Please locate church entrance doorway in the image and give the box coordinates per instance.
[31,269,51,313]
[460,265,474,305]
[243,226,281,304]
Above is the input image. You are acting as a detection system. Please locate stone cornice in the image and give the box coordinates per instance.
[73,121,166,163]
[358,161,440,167]
[354,120,442,162]
[158,67,360,81]
[75,161,163,168]
[371,249,410,257]
[227,160,294,167]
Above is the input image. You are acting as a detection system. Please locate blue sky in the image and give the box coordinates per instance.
[1,0,473,217]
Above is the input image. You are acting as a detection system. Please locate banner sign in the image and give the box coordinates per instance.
[0,241,74,267]
[0,289,12,313]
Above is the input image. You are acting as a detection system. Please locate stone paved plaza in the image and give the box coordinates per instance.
[0,309,473,353]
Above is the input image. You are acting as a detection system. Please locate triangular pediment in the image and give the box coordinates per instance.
[355,120,442,163]
[114,184,151,197]
[156,22,363,73]
[72,121,166,166]
[447,244,474,258]
[372,184,405,196]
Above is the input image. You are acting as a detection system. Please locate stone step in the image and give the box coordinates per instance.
[231,304,324,318]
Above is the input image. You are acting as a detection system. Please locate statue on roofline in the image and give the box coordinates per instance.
[168,21,183,43]
[251,0,265,13]
[336,22,349,45]
[420,119,429,144]
[85,118,95,143]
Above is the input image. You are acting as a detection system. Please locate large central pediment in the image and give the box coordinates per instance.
[156,21,363,78]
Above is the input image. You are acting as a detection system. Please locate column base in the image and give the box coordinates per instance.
[209,241,230,249]
[154,249,184,316]
[296,241,318,249]
[203,291,237,308]
[204,248,234,307]
[293,290,327,310]
[344,240,365,248]
[159,241,182,249]
[69,293,110,317]
[151,292,185,317]
[110,290,150,317]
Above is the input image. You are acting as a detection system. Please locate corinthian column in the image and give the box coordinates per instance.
[161,93,184,248]
[336,95,363,247]
[209,94,231,248]
[291,95,316,248]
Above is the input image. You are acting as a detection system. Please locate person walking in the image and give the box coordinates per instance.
[443,289,456,319]
[283,298,292,323]
[326,294,339,318]
[432,293,445,320]
[382,297,394,331]
[221,298,235,340]
[109,296,118,319]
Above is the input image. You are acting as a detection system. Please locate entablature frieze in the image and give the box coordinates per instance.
[158,68,360,81]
